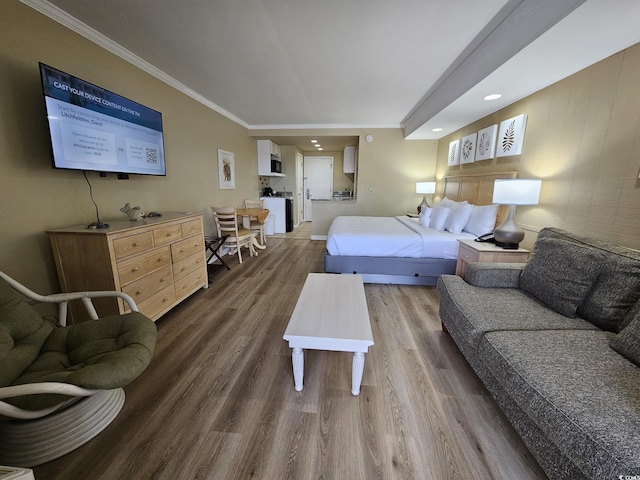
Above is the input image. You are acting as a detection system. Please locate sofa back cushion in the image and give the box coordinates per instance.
[539,228,640,332]
[0,276,55,387]
[519,236,604,318]
[610,310,640,366]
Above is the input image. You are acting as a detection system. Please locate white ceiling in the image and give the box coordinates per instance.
[25,0,640,150]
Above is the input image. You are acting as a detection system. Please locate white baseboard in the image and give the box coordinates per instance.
[310,235,327,241]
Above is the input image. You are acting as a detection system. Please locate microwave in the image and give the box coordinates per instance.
[270,155,282,173]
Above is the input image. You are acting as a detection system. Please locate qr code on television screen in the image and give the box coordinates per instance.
[146,148,158,164]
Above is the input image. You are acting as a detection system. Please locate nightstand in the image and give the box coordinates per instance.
[456,239,529,279]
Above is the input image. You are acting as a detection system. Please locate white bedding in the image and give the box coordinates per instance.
[326,216,475,259]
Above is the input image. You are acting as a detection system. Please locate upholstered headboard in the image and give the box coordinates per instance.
[442,171,518,226]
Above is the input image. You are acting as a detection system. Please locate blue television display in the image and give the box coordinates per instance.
[39,63,166,176]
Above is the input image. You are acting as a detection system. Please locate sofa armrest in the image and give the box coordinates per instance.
[465,262,524,288]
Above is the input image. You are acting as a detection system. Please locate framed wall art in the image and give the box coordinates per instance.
[447,139,461,166]
[496,114,527,157]
[475,124,498,161]
[217,149,235,189]
[460,133,477,164]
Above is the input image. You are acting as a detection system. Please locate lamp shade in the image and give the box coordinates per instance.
[492,179,541,205]
[416,182,436,194]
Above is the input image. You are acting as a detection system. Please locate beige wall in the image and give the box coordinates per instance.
[0,2,259,292]
[436,42,640,251]
[1,2,438,292]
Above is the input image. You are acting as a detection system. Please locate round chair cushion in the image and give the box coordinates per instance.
[8,312,156,411]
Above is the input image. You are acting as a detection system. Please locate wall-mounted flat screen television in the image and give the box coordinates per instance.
[39,62,166,176]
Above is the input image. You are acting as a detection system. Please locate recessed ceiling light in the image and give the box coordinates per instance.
[432,128,443,132]
[317,147,323,151]
[315,144,322,148]
[483,93,502,101]
[310,139,318,143]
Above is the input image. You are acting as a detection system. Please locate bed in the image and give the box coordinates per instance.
[324,172,518,285]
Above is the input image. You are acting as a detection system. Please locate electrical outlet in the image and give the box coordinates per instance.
[368,187,374,195]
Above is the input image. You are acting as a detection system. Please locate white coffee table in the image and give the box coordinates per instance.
[283,273,374,395]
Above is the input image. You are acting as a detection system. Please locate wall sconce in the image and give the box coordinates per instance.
[416,181,436,213]
[492,179,542,249]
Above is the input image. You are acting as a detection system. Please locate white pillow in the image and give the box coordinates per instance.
[445,204,473,234]
[464,204,499,236]
[418,207,431,226]
[429,206,450,231]
[435,197,469,209]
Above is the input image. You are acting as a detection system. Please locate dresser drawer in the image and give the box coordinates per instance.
[121,265,173,305]
[171,236,204,263]
[174,268,207,301]
[181,218,202,237]
[173,251,206,281]
[113,232,153,259]
[117,246,171,286]
[153,224,182,246]
[125,284,176,319]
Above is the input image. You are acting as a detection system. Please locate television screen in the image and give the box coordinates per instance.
[39,63,166,176]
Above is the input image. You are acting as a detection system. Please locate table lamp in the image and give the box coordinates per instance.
[492,179,542,249]
[416,181,436,213]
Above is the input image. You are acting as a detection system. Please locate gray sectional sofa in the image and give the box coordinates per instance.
[437,227,640,480]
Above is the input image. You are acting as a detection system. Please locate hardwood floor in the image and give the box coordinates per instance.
[34,238,547,480]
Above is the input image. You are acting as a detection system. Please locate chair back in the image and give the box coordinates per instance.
[211,207,240,237]
[245,199,264,209]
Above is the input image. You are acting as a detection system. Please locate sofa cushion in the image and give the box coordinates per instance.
[539,228,640,332]
[519,236,604,318]
[437,275,597,357]
[610,311,640,367]
[0,276,55,387]
[9,312,157,410]
[479,329,640,478]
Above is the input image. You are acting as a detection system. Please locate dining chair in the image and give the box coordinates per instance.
[244,199,266,246]
[211,207,254,264]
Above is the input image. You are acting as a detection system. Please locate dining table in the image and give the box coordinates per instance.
[236,208,269,251]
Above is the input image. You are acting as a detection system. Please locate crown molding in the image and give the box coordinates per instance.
[20,0,249,129]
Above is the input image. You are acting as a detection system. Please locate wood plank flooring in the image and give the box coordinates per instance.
[34,237,547,480]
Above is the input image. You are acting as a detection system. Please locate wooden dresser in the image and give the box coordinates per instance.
[47,212,207,322]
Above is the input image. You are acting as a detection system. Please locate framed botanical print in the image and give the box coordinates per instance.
[475,124,498,161]
[448,139,461,166]
[460,133,477,164]
[496,114,527,157]
[217,149,235,189]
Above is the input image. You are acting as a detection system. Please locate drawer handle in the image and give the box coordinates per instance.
[195,242,200,247]
[157,257,164,262]
[180,248,185,253]
[163,297,168,302]
[166,233,173,237]
[196,259,201,264]
[133,242,140,247]
[132,266,139,272]
[136,290,142,295]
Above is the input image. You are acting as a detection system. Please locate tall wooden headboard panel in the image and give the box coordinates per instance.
[443,172,518,226]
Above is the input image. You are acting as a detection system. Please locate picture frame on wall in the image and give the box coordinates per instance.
[218,149,235,189]
[496,114,527,157]
[460,133,477,164]
[448,139,461,166]
[475,124,498,161]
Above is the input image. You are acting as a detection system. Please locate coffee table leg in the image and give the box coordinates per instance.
[292,347,304,391]
[352,352,366,396]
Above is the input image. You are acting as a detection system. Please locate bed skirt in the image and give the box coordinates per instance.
[323,250,457,285]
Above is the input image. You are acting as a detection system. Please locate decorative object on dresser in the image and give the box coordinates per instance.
[47,212,208,323]
[491,178,541,249]
[119,202,145,221]
[455,239,529,279]
[415,181,436,213]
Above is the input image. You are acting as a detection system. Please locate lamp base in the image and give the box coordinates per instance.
[417,196,429,213]
[495,240,520,250]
